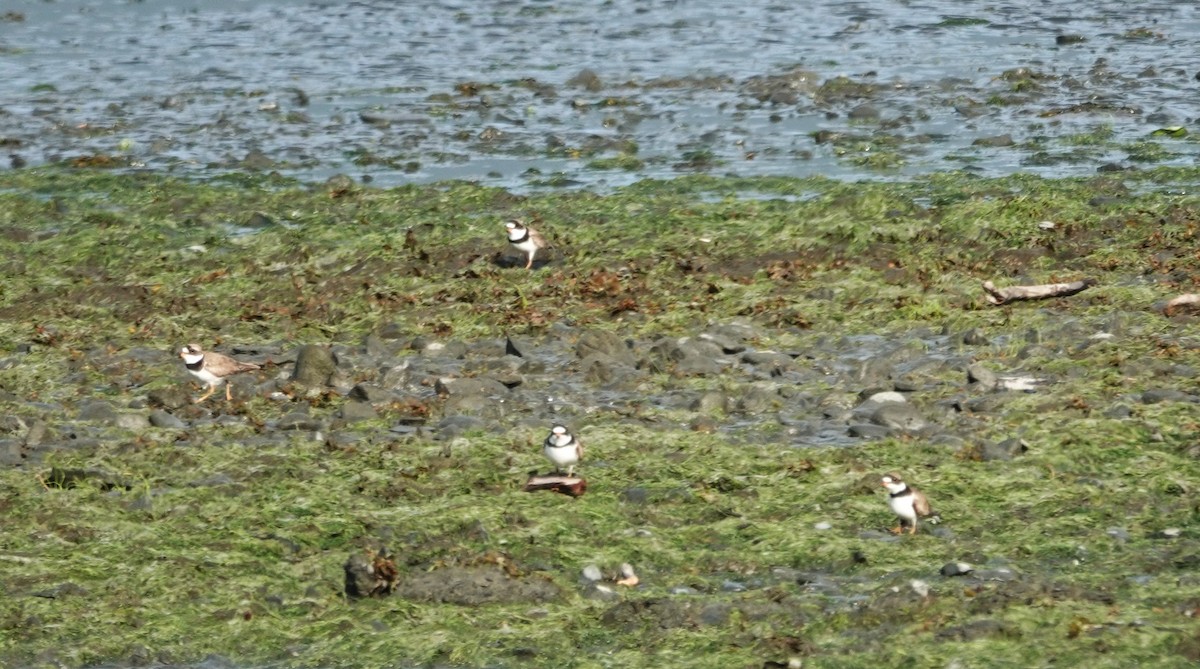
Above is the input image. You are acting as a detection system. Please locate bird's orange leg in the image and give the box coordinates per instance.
[195,385,215,403]
[225,384,234,401]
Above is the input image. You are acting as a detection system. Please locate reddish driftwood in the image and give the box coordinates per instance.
[983,279,1095,305]
[1163,293,1200,317]
[523,474,587,497]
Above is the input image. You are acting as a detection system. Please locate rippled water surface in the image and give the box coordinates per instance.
[3,0,1198,189]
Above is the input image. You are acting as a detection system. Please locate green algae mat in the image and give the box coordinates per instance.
[1,168,1199,668]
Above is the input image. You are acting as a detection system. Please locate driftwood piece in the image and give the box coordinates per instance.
[1163,293,1200,317]
[523,474,587,497]
[982,279,1096,305]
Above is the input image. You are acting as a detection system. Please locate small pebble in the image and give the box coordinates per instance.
[582,564,603,582]
[813,521,832,531]
[910,579,930,597]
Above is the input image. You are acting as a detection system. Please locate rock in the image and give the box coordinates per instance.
[691,391,728,416]
[338,401,378,422]
[579,355,639,388]
[348,384,396,404]
[77,401,118,423]
[972,134,1015,148]
[1141,389,1196,404]
[566,68,603,92]
[291,345,337,387]
[960,328,990,346]
[434,377,508,398]
[910,579,931,597]
[967,363,997,390]
[741,350,793,370]
[735,383,782,414]
[276,412,325,432]
[148,410,186,429]
[576,330,636,366]
[848,424,890,439]
[434,415,487,440]
[981,437,1028,461]
[113,413,149,431]
[847,104,880,121]
[963,394,1010,413]
[148,386,191,410]
[869,403,928,432]
[940,562,974,577]
[504,335,533,358]
[868,390,908,404]
[619,487,650,505]
[582,565,604,582]
[412,338,467,359]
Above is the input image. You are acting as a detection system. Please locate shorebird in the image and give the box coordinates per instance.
[543,424,583,477]
[880,472,937,535]
[505,219,546,270]
[179,343,260,403]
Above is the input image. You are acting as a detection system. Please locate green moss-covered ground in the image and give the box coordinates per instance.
[1,167,1200,668]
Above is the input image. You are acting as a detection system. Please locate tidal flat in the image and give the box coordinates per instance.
[1,167,1200,668]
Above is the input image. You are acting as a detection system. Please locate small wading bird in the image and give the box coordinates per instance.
[179,343,260,403]
[505,218,547,269]
[880,472,938,535]
[543,424,583,477]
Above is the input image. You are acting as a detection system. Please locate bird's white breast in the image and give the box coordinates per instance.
[888,493,918,521]
[544,442,580,466]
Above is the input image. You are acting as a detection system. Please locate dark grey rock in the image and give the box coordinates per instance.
[972,134,1015,148]
[848,424,890,439]
[964,394,1010,413]
[349,384,396,404]
[960,328,990,346]
[967,363,998,390]
[735,383,782,414]
[741,350,793,370]
[276,413,326,432]
[576,330,636,366]
[148,410,186,429]
[77,400,118,423]
[1140,389,1196,404]
[338,401,378,422]
[0,439,22,466]
[673,354,722,377]
[435,415,487,440]
[505,336,533,358]
[981,438,1028,461]
[146,386,190,412]
[619,487,650,505]
[870,403,928,432]
[847,103,880,121]
[579,354,640,388]
[690,391,728,416]
[413,339,467,359]
[434,377,509,397]
[291,345,337,387]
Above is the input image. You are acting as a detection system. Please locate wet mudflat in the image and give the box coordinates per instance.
[1,0,1199,190]
[1,168,1200,667]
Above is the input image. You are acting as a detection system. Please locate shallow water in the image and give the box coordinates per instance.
[2,0,1199,191]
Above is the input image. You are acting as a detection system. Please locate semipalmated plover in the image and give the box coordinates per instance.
[880,473,936,535]
[505,219,546,270]
[179,343,261,403]
[543,424,583,477]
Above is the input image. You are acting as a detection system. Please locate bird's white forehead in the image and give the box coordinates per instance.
[552,425,567,434]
